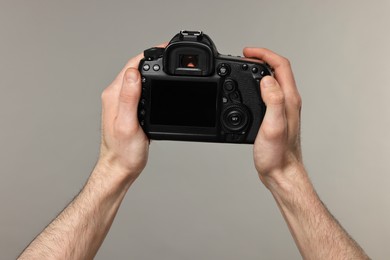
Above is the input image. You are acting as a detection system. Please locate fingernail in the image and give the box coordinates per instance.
[125,69,139,83]
[262,76,275,87]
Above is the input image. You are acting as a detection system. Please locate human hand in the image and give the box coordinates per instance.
[98,53,149,183]
[243,48,303,189]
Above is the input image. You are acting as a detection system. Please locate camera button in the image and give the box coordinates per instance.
[144,47,164,61]
[229,92,241,102]
[251,67,259,73]
[221,105,249,133]
[223,79,236,92]
[143,64,150,71]
[229,113,242,126]
[217,63,230,77]
[153,64,160,71]
[142,77,147,83]
[242,64,249,70]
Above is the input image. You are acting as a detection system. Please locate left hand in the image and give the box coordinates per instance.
[98,53,149,183]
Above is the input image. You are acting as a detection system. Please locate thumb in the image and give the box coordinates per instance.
[117,68,142,128]
[259,76,287,139]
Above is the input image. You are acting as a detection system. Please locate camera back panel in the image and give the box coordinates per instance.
[138,31,272,144]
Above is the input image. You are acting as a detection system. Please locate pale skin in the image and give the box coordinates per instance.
[18,47,370,260]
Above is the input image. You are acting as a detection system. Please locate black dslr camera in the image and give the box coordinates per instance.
[138,31,272,144]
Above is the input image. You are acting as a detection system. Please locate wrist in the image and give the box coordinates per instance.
[259,162,309,194]
[260,163,321,212]
[92,155,140,191]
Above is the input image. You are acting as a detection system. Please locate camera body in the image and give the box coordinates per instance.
[138,31,272,144]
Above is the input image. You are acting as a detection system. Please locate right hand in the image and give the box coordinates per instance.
[243,47,304,189]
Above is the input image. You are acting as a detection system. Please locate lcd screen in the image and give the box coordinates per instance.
[150,80,217,127]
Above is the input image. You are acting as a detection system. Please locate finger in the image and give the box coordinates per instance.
[244,47,301,138]
[116,68,142,135]
[259,76,287,140]
[111,52,144,87]
[103,43,168,129]
[243,47,299,99]
[113,42,169,86]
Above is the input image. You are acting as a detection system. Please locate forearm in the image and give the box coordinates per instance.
[266,165,369,260]
[18,161,134,260]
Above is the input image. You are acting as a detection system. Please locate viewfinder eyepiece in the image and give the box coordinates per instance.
[163,31,216,76]
[181,55,198,68]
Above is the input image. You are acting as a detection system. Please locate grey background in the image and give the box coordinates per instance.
[1,0,389,259]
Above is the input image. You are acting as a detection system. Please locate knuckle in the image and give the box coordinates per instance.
[280,57,291,68]
[291,94,302,109]
[262,124,286,141]
[119,91,136,104]
[267,91,285,105]
[114,121,136,138]
[116,123,127,136]
[101,87,112,102]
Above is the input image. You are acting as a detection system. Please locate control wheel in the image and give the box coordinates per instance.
[221,104,250,133]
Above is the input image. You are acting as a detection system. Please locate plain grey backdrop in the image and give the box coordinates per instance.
[1,0,389,259]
